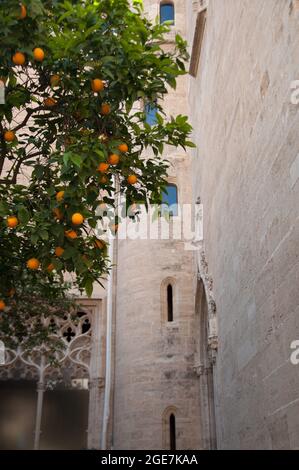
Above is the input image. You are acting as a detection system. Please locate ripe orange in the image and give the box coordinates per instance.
[33,48,45,62]
[19,4,27,19]
[71,213,84,225]
[108,154,120,166]
[100,103,111,115]
[127,174,138,185]
[4,130,15,142]
[53,208,63,220]
[47,263,55,273]
[0,300,6,311]
[44,97,57,107]
[56,191,65,202]
[118,143,128,153]
[27,258,40,270]
[65,229,78,240]
[97,162,110,173]
[94,239,105,249]
[55,246,64,257]
[6,216,19,228]
[50,74,60,87]
[12,52,26,65]
[91,79,104,92]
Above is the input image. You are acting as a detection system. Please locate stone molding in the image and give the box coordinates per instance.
[197,249,218,363]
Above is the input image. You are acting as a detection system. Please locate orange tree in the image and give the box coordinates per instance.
[0,0,194,348]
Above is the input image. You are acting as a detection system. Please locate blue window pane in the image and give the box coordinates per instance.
[145,103,158,126]
[162,184,178,216]
[160,4,175,24]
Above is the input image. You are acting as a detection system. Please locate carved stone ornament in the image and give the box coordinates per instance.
[0,310,93,384]
[197,249,219,356]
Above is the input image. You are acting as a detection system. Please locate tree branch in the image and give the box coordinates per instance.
[12,105,44,132]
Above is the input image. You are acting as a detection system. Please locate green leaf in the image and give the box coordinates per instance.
[30,233,39,244]
[85,278,93,298]
[185,141,196,148]
[52,258,63,271]
[0,201,9,216]
[18,207,30,224]
[63,153,70,166]
[33,165,44,180]
[70,153,83,168]
[63,246,76,260]
[40,230,49,241]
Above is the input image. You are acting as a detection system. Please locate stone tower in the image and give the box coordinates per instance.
[109,0,202,450]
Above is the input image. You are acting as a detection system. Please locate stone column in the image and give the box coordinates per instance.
[88,377,105,449]
[87,302,105,449]
[33,381,45,450]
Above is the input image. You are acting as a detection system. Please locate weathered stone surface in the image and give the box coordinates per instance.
[187,0,299,450]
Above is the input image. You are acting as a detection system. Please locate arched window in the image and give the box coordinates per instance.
[145,102,158,126]
[162,184,178,216]
[161,278,177,323]
[162,406,178,450]
[169,414,176,451]
[160,2,175,25]
[167,284,173,322]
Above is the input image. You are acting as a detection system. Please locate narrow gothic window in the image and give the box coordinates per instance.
[167,284,173,322]
[160,3,175,25]
[161,278,176,324]
[169,414,176,450]
[162,406,178,449]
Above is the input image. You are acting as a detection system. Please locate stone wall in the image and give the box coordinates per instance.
[187,0,299,449]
